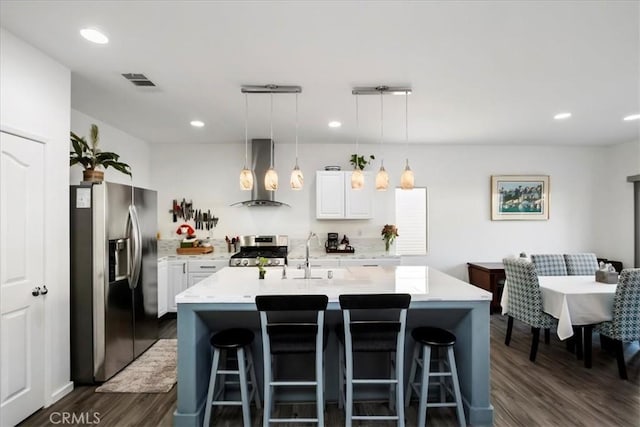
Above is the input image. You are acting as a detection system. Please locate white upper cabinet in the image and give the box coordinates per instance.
[316,171,373,219]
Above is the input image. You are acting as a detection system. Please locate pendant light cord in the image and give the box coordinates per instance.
[270,92,274,168]
[405,90,409,167]
[295,93,299,165]
[244,93,249,168]
[355,95,359,154]
[380,90,384,167]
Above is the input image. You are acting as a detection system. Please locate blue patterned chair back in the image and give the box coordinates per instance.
[531,254,568,276]
[503,258,555,328]
[564,253,598,275]
[609,269,640,342]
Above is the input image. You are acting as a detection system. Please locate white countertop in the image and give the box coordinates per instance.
[157,238,401,262]
[175,265,492,304]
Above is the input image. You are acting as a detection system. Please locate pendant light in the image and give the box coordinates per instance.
[375,88,389,191]
[239,93,254,191]
[290,93,304,190]
[264,91,278,191]
[351,94,364,189]
[400,89,415,190]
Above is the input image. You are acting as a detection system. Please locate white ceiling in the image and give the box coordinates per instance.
[1,1,638,147]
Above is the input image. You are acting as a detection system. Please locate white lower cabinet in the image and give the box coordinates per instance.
[167,260,188,313]
[339,258,401,267]
[187,260,227,286]
[288,258,340,269]
[158,260,168,317]
[288,257,400,269]
[161,258,228,314]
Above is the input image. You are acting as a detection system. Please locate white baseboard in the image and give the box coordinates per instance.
[46,381,74,407]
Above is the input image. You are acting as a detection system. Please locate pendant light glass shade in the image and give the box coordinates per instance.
[240,93,253,191]
[265,167,278,190]
[400,89,414,190]
[290,93,304,190]
[400,160,414,189]
[376,164,389,191]
[240,168,254,191]
[290,164,303,190]
[351,168,364,189]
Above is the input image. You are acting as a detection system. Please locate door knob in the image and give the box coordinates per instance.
[32,287,41,296]
[41,285,48,295]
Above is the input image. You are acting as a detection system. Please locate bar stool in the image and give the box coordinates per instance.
[203,328,261,427]
[338,293,411,427]
[256,294,328,426]
[405,326,466,427]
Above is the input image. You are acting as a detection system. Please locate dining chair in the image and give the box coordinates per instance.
[338,293,411,427]
[503,258,556,362]
[530,254,568,276]
[255,294,329,426]
[594,268,640,379]
[563,253,599,275]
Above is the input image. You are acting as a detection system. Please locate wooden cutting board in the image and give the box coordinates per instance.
[176,246,213,255]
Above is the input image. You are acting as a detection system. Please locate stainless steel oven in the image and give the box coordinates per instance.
[229,235,288,267]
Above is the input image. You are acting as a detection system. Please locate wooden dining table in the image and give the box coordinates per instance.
[501,275,617,368]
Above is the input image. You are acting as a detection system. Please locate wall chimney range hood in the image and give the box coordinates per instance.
[232,139,289,207]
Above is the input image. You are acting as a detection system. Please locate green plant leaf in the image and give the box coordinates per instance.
[69,124,132,177]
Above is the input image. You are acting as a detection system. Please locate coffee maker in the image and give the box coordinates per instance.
[326,232,339,250]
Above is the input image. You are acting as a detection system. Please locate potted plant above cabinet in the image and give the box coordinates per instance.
[70,123,132,183]
[349,154,375,170]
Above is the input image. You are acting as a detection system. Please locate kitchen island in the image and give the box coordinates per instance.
[173,266,494,426]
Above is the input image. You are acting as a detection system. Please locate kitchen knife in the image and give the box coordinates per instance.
[172,199,177,222]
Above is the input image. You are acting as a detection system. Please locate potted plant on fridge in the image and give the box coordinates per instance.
[70,123,132,182]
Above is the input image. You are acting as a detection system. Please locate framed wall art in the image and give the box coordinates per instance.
[491,175,549,220]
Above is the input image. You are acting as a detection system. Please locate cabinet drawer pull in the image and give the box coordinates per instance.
[199,266,217,269]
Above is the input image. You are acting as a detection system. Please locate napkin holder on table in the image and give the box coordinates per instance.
[595,270,618,284]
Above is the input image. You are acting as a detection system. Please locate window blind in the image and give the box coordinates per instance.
[394,187,428,255]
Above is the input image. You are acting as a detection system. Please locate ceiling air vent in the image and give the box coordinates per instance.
[121,73,156,87]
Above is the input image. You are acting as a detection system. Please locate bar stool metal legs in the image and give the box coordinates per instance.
[405,327,466,427]
[203,328,260,427]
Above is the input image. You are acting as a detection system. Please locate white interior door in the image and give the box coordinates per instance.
[0,131,45,426]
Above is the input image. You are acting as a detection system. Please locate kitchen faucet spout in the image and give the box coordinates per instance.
[305,232,317,279]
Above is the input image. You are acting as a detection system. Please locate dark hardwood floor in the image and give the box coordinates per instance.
[19,315,639,426]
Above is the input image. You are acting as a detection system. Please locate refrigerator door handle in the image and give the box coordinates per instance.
[127,204,142,290]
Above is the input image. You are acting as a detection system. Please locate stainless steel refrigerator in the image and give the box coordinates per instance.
[70,181,158,383]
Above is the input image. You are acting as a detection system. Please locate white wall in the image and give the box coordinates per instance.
[70,110,152,189]
[593,139,639,269]
[150,140,631,278]
[0,27,72,405]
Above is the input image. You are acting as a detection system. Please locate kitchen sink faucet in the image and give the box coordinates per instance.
[305,232,318,279]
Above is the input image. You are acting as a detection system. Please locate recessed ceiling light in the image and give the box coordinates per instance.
[190,120,205,128]
[80,28,109,44]
[554,112,572,120]
[623,113,640,121]
[328,121,342,128]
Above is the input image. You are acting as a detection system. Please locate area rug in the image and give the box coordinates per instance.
[95,339,177,393]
